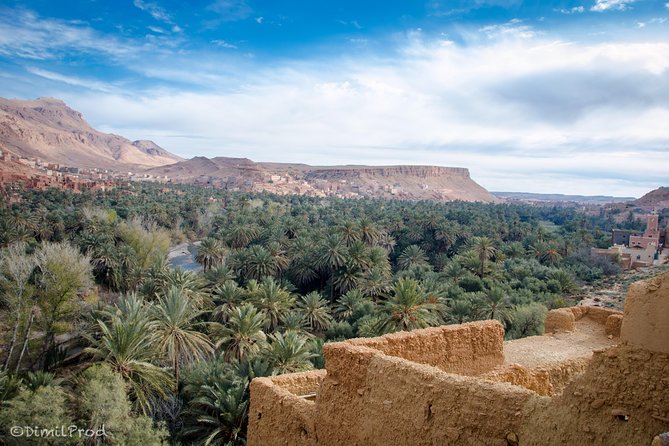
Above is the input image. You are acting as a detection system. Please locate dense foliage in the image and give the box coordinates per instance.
[0,183,633,445]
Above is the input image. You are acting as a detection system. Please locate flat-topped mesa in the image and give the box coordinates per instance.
[304,165,470,179]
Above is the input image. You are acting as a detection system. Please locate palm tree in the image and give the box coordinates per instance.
[381,278,440,332]
[212,280,245,323]
[334,289,364,321]
[442,261,465,284]
[196,238,227,272]
[467,236,496,278]
[244,245,278,280]
[160,268,210,309]
[316,234,347,274]
[84,295,173,414]
[279,311,310,335]
[204,265,237,288]
[226,222,260,248]
[263,331,315,374]
[332,260,363,295]
[397,245,430,271]
[337,221,361,246]
[153,287,214,387]
[266,241,289,277]
[297,292,333,334]
[480,286,512,322]
[213,303,267,362]
[446,298,475,324]
[183,379,250,446]
[358,218,381,246]
[251,278,295,332]
[360,267,392,299]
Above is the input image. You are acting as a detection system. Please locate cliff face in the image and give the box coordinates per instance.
[305,166,470,179]
[0,97,182,168]
[148,156,499,203]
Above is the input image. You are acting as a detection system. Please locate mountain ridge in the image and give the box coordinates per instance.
[148,156,499,203]
[0,97,181,168]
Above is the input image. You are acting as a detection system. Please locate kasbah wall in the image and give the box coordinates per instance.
[248,270,669,446]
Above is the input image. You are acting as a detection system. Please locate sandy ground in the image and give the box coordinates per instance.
[577,258,669,310]
[503,318,616,368]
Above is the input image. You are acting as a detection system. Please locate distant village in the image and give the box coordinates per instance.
[0,147,173,198]
[0,147,457,202]
[592,213,667,270]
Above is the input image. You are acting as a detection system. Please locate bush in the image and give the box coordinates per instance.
[0,386,75,445]
[505,303,548,340]
[77,363,168,446]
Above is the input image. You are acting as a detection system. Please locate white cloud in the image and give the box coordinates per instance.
[25,67,116,93]
[0,11,141,60]
[591,0,635,12]
[211,39,237,49]
[56,33,669,196]
[558,6,585,14]
[133,0,172,23]
[479,19,536,39]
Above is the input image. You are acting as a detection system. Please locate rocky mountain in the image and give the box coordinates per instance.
[148,156,499,203]
[0,97,181,168]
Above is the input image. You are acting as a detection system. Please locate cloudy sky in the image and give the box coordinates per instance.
[1,0,668,196]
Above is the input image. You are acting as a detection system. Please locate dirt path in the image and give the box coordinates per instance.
[503,318,616,368]
[576,262,669,311]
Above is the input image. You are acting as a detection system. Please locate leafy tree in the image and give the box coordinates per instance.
[0,386,75,446]
[77,363,169,445]
[0,242,35,371]
[34,241,92,369]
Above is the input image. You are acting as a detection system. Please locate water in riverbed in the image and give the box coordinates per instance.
[167,241,201,272]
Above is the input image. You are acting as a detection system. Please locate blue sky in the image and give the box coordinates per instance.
[1,0,668,196]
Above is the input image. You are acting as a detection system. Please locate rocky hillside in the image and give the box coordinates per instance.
[0,97,181,168]
[632,186,669,209]
[148,156,499,203]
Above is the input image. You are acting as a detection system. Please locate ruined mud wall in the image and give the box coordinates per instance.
[481,357,589,397]
[346,320,504,375]
[314,342,540,446]
[247,370,325,446]
[520,345,669,445]
[521,272,669,445]
[544,306,623,335]
[621,270,669,353]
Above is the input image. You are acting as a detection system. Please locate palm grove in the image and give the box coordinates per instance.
[0,183,627,445]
